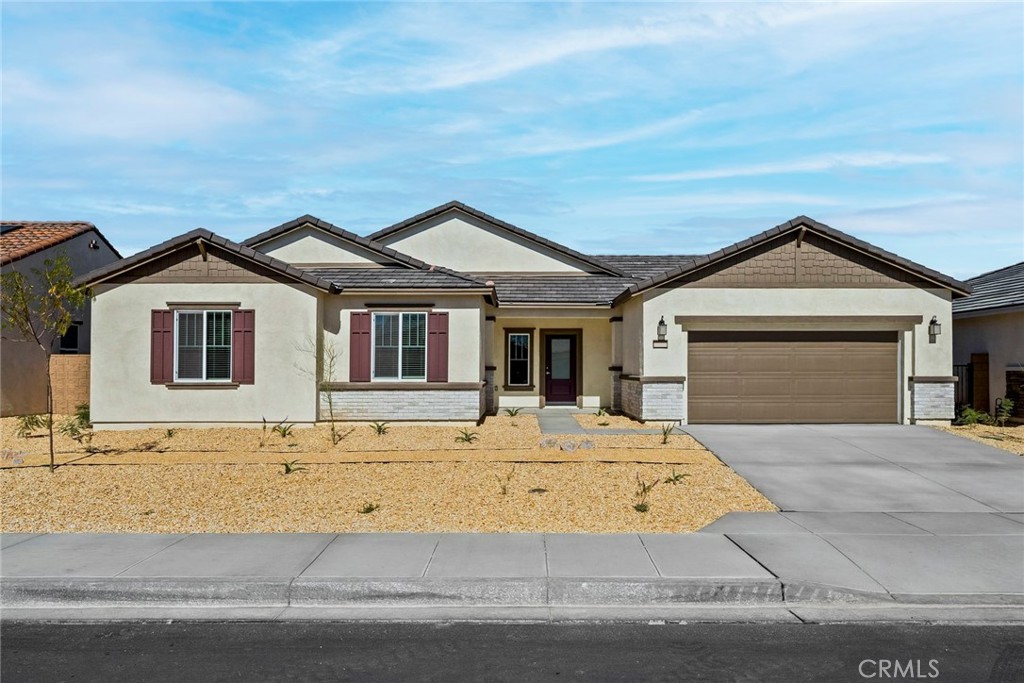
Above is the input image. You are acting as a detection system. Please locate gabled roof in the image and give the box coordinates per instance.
[74,228,339,292]
[952,261,1024,315]
[486,274,635,306]
[591,254,701,279]
[366,201,628,277]
[0,221,121,266]
[242,214,488,288]
[303,267,493,291]
[614,216,972,304]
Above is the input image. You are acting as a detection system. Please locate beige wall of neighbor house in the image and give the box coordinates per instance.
[1,231,119,416]
[492,313,613,408]
[321,293,485,384]
[639,286,953,424]
[953,310,1024,413]
[90,281,320,428]
[375,211,590,274]
[254,225,393,266]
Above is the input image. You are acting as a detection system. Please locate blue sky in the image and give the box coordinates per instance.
[3,1,1022,278]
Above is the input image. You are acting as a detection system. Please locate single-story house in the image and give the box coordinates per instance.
[1,221,121,416]
[952,261,1023,420]
[77,201,970,429]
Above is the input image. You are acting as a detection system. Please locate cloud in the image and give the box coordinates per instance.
[632,152,950,182]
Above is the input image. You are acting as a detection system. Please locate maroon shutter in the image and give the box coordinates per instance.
[150,310,174,384]
[231,309,255,384]
[427,312,449,383]
[350,312,372,382]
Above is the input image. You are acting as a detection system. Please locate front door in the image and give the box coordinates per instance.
[544,335,577,404]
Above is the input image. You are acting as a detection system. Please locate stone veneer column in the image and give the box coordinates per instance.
[610,315,623,412]
[484,316,497,415]
[910,376,956,424]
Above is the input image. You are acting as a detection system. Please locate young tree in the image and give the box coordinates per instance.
[1,253,86,472]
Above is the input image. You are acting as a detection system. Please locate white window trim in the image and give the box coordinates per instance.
[173,309,233,383]
[507,332,531,387]
[370,311,428,382]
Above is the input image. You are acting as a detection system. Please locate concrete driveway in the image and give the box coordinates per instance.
[684,425,1024,513]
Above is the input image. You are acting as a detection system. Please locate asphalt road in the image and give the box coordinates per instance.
[2,621,1022,682]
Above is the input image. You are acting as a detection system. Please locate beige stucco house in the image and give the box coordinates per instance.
[1,222,120,416]
[952,262,1023,419]
[78,202,970,429]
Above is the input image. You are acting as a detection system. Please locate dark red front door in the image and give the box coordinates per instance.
[544,335,577,404]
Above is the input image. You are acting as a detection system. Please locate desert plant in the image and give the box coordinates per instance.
[281,459,306,474]
[72,403,91,428]
[633,473,659,513]
[272,420,295,438]
[359,502,380,514]
[995,397,1016,428]
[259,417,269,448]
[1,253,86,472]
[496,465,516,495]
[660,423,675,444]
[455,428,479,443]
[598,421,610,426]
[594,407,607,417]
[528,487,548,494]
[662,469,690,485]
[165,429,177,439]
[503,407,521,417]
[955,406,994,426]
[371,421,390,436]
[15,414,48,438]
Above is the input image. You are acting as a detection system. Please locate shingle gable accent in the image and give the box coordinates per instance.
[613,216,971,304]
[367,201,628,277]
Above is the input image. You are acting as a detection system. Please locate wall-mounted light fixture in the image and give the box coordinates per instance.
[928,315,941,339]
[653,316,669,348]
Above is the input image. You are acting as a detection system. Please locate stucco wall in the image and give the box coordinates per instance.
[639,286,954,424]
[953,310,1024,413]
[90,281,320,427]
[255,226,392,266]
[376,212,589,273]
[492,314,613,408]
[321,294,484,384]
[0,231,119,416]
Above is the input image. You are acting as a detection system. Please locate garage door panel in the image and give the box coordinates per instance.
[688,331,897,424]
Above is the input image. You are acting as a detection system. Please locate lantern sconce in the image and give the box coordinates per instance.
[653,316,669,348]
[928,316,941,343]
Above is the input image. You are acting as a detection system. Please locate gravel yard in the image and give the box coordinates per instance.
[0,415,773,533]
[932,423,1024,456]
[574,413,649,429]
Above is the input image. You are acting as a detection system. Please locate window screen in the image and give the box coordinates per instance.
[508,333,530,386]
[373,312,427,380]
[176,310,232,381]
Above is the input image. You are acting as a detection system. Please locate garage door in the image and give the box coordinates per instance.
[688,331,898,424]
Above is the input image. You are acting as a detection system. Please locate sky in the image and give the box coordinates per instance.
[2,1,1022,279]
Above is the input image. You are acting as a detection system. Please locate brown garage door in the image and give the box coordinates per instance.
[688,331,898,424]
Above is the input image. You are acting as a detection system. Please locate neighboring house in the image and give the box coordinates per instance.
[77,202,970,429]
[0,222,121,416]
[952,261,1024,420]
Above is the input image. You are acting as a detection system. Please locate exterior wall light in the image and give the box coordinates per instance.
[928,316,941,337]
[653,316,669,348]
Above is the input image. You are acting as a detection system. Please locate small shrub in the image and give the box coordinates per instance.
[496,465,516,495]
[370,422,390,436]
[995,397,1016,428]
[633,473,659,513]
[598,421,610,426]
[503,407,521,417]
[359,502,380,514]
[455,428,479,443]
[165,429,177,439]
[73,403,91,428]
[660,423,675,445]
[955,406,994,426]
[662,469,689,485]
[259,417,269,448]
[594,407,607,417]
[272,420,294,438]
[15,414,47,438]
[528,487,548,494]
[57,418,83,440]
[281,459,306,474]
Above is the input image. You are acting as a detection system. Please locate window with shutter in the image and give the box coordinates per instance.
[172,310,234,382]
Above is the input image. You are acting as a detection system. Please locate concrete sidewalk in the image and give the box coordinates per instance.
[3,519,1022,623]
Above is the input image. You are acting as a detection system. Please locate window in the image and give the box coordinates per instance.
[373,312,426,380]
[175,310,232,382]
[58,322,81,354]
[505,330,533,388]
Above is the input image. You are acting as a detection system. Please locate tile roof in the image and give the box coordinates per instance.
[366,201,628,277]
[75,228,338,292]
[952,261,1024,315]
[613,216,972,304]
[0,221,120,266]
[590,254,701,279]
[303,267,491,291]
[486,274,635,305]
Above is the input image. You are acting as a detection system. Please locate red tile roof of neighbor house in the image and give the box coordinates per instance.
[0,221,120,266]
